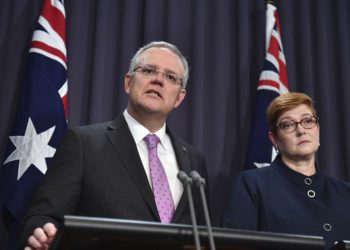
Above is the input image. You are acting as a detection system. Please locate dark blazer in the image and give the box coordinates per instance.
[222,156,350,248]
[20,115,208,245]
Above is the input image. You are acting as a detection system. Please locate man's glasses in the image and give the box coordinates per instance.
[133,66,183,88]
[277,116,319,133]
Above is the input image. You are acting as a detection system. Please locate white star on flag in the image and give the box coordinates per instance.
[254,146,278,168]
[4,118,56,180]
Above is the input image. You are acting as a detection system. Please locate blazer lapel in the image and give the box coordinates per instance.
[168,130,192,223]
[106,115,160,221]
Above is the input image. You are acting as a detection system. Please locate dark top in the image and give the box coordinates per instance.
[19,115,208,247]
[223,156,350,248]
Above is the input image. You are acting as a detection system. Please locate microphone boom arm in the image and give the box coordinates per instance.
[190,171,216,250]
[177,171,201,250]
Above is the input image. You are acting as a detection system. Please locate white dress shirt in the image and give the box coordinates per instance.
[123,110,183,208]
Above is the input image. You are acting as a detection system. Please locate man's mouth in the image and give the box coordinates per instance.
[146,89,162,98]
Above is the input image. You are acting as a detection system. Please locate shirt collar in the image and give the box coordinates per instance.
[123,109,167,148]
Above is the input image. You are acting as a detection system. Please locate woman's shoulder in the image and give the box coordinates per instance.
[236,165,279,185]
[322,174,350,189]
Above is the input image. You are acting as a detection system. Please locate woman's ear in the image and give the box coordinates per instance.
[268,131,277,147]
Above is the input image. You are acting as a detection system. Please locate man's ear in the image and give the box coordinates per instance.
[174,89,186,108]
[124,74,132,94]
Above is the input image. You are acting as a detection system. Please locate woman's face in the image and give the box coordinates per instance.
[269,104,320,161]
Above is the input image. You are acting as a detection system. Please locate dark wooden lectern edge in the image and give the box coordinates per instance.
[50,215,325,250]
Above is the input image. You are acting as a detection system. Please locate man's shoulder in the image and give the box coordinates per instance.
[168,131,203,157]
[76,120,113,131]
[71,115,125,134]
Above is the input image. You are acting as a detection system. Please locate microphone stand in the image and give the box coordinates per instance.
[190,171,216,250]
[177,171,201,250]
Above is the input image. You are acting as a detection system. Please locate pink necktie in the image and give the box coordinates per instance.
[144,134,175,223]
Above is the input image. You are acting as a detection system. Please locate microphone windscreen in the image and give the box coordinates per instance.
[190,171,206,185]
[177,171,192,185]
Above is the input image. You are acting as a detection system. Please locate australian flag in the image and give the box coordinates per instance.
[0,0,67,248]
[245,3,289,170]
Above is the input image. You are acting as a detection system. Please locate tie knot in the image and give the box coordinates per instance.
[144,134,160,149]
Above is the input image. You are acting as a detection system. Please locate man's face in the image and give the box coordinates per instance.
[124,47,186,119]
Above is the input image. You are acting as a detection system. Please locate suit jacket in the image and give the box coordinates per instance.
[19,115,208,246]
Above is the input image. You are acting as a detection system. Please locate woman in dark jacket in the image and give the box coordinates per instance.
[223,92,350,249]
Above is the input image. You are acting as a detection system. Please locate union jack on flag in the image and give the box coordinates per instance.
[0,0,67,248]
[244,3,289,170]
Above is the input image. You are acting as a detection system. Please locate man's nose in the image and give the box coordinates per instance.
[156,71,167,81]
[151,71,165,85]
[150,73,164,86]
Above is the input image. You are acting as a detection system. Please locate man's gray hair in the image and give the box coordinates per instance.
[128,41,189,89]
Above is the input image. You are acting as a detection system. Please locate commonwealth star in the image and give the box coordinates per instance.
[4,118,56,180]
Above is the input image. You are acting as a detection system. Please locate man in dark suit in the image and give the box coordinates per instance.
[21,41,208,250]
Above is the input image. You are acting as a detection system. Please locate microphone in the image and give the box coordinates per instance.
[177,171,201,250]
[190,170,216,250]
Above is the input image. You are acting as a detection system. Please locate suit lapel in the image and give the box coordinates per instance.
[105,117,191,223]
[106,115,160,221]
[167,129,191,223]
